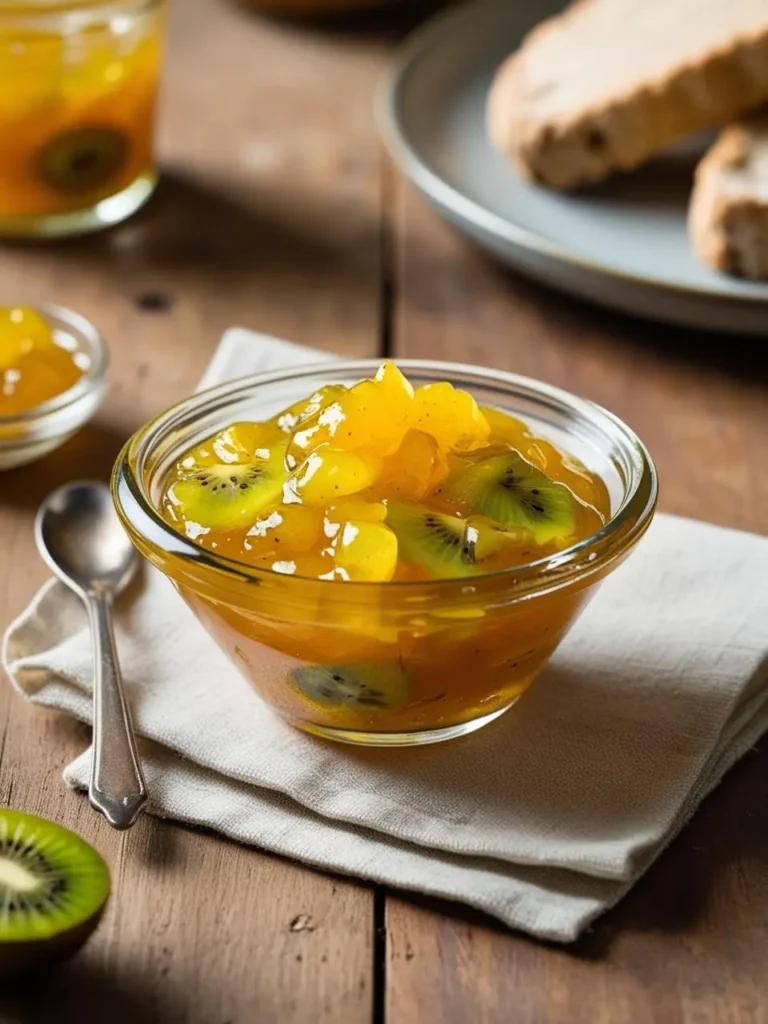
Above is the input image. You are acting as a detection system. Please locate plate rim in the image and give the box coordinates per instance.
[377,0,768,308]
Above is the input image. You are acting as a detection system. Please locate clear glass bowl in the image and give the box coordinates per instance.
[113,361,658,746]
[0,304,108,469]
[0,0,167,238]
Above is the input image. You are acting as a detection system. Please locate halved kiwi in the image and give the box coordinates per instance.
[0,808,110,979]
[170,459,286,531]
[288,662,410,711]
[36,127,128,194]
[439,450,575,544]
[386,502,475,579]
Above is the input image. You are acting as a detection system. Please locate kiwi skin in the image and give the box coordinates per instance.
[0,910,107,981]
[0,808,110,981]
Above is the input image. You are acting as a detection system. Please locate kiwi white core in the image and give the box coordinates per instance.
[0,859,41,894]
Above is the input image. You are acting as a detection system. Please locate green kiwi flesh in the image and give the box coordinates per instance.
[36,127,127,194]
[171,458,287,530]
[463,517,536,563]
[440,451,575,544]
[385,502,475,579]
[0,808,110,979]
[288,663,410,711]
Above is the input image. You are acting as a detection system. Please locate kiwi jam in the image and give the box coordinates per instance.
[0,306,85,416]
[153,364,614,742]
[161,362,610,582]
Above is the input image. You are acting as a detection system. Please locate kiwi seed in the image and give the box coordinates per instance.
[171,461,286,530]
[386,502,476,578]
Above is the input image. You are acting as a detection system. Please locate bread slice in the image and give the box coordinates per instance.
[488,0,768,190]
[689,115,768,279]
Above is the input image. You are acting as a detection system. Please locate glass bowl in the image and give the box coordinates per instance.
[0,304,108,470]
[112,360,658,746]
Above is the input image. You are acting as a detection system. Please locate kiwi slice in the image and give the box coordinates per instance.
[439,451,575,544]
[288,662,410,711]
[36,127,128,194]
[170,460,286,531]
[0,808,110,979]
[463,516,535,564]
[386,502,475,579]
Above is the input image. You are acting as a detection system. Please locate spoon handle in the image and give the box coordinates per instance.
[87,593,147,830]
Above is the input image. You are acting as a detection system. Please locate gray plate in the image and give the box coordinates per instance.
[379,0,768,335]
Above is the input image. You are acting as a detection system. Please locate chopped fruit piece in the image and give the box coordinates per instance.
[167,442,288,531]
[335,521,399,582]
[463,516,535,563]
[0,305,85,415]
[374,360,414,411]
[326,500,388,524]
[412,382,490,451]
[440,450,575,544]
[245,505,322,558]
[482,406,531,448]
[524,438,611,513]
[386,502,475,579]
[268,384,347,436]
[289,445,381,506]
[287,360,414,465]
[374,429,448,501]
[483,405,611,514]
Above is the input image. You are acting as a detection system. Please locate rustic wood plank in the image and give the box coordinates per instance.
[0,0,387,1019]
[386,182,768,1024]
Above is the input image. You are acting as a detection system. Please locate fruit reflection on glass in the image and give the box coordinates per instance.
[0,305,87,417]
[0,0,166,237]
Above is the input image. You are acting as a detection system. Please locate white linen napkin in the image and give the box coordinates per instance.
[3,328,767,943]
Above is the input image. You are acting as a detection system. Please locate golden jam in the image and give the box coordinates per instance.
[160,363,611,583]
[0,0,164,227]
[0,306,85,416]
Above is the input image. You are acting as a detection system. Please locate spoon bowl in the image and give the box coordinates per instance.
[36,481,137,597]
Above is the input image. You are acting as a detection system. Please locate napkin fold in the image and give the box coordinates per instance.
[3,329,767,942]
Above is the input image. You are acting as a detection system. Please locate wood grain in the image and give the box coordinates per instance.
[386,179,768,1024]
[0,0,386,1019]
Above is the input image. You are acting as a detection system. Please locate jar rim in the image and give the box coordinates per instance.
[112,359,658,600]
[0,0,162,17]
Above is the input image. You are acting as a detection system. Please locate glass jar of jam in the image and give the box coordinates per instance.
[0,0,167,238]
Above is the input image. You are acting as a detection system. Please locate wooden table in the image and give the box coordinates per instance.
[0,2,766,1020]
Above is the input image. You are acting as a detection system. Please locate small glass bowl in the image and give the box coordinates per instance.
[0,304,108,470]
[113,361,658,747]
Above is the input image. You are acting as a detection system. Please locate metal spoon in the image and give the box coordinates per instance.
[35,481,147,830]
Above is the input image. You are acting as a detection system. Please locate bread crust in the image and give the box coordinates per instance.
[488,2,768,190]
[689,117,768,280]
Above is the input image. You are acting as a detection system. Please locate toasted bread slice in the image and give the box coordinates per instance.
[488,0,768,190]
[689,115,768,280]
